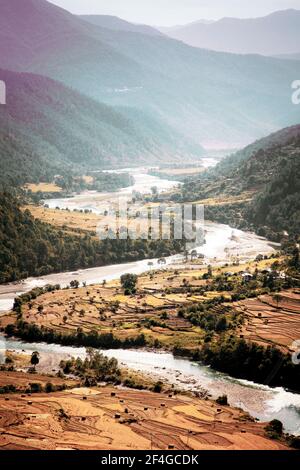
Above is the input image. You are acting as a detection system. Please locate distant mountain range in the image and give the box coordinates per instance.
[159,19,215,33]
[159,9,300,56]
[274,53,300,60]
[1,0,299,150]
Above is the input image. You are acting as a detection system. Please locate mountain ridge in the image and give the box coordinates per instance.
[1,0,299,147]
[0,68,204,188]
[177,124,300,240]
[160,9,300,56]
[80,15,162,36]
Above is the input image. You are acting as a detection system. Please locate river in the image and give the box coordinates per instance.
[0,167,277,312]
[0,337,299,435]
[2,167,297,434]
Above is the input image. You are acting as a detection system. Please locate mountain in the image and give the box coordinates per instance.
[0,0,300,147]
[159,19,215,33]
[80,15,161,36]
[161,9,300,56]
[0,192,183,283]
[275,53,300,60]
[178,125,300,239]
[0,68,204,188]
[208,125,300,183]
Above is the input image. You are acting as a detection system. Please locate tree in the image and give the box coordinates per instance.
[265,419,283,437]
[216,395,228,406]
[120,274,138,295]
[216,316,227,332]
[272,294,281,309]
[158,258,166,266]
[70,280,80,289]
[30,351,40,370]
[152,381,163,393]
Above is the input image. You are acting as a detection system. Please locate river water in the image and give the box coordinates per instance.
[0,337,299,435]
[1,167,298,434]
[0,168,277,312]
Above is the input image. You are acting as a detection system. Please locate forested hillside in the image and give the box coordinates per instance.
[0,68,203,190]
[0,193,183,284]
[247,153,300,239]
[176,125,300,240]
[1,0,299,146]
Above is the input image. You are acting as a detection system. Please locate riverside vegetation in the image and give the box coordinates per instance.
[2,245,300,392]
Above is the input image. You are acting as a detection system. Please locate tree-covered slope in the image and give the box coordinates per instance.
[1,0,300,146]
[80,15,161,36]
[177,125,300,239]
[0,68,204,189]
[0,193,183,284]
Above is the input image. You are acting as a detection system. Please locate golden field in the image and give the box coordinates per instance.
[0,378,289,450]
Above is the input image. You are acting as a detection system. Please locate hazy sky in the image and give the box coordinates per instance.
[49,0,300,26]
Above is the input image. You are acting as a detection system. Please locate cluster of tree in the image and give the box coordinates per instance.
[120,274,138,295]
[0,382,67,395]
[24,172,134,203]
[79,172,133,193]
[178,300,239,333]
[42,172,134,197]
[0,192,183,283]
[60,348,121,385]
[4,321,148,350]
[190,337,300,393]
[13,285,61,315]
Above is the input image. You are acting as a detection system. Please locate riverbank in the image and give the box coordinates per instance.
[2,168,299,439]
[2,251,300,431]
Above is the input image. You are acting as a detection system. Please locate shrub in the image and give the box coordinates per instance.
[216,395,228,406]
[265,419,283,438]
[45,382,55,393]
[152,381,163,393]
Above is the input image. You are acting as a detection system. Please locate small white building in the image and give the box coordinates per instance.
[242,272,253,282]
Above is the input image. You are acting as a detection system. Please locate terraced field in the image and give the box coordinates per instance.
[0,385,289,450]
[235,290,300,352]
[0,371,77,392]
[0,280,205,349]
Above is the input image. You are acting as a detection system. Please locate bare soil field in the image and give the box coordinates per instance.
[193,191,256,206]
[0,370,78,392]
[24,183,63,194]
[24,205,102,232]
[0,385,289,450]
[234,289,300,353]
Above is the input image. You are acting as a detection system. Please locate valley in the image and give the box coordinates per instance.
[0,0,300,454]
[1,168,300,447]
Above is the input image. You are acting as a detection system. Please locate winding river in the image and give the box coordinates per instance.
[0,167,277,312]
[1,167,299,435]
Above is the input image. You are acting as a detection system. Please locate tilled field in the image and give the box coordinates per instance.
[235,290,300,352]
[0,385,289,450]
